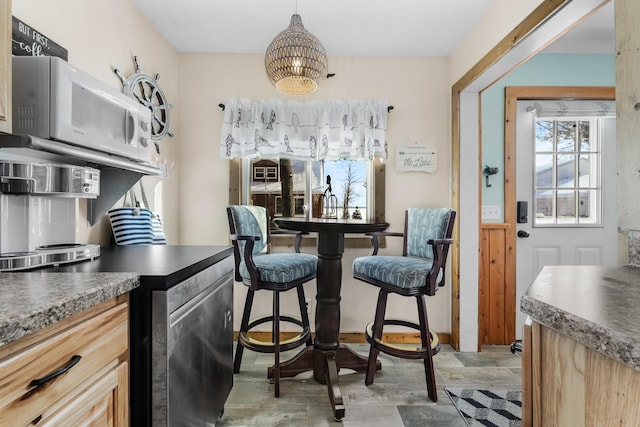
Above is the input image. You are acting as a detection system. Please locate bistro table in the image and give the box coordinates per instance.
[273,217,389,421]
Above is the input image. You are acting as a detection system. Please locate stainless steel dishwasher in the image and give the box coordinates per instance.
[149,255,234,426]
[51,245,235,426]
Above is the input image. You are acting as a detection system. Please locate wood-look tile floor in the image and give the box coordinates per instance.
[216,343,522,427]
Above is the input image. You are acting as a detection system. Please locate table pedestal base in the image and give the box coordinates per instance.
[272,218,389,420]
[268,344,382,421]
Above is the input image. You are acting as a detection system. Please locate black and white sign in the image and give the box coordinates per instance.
[395,143,438,173]
[12,16,68,60]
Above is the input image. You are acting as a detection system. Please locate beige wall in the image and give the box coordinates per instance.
[12,0,181,245]
[178,53,454,333]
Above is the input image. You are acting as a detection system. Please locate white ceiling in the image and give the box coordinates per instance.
[133,0,615,56]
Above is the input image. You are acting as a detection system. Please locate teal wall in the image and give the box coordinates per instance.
[480,54,615,222]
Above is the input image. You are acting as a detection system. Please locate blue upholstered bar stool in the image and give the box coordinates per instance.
[352,208,456,402]
[226,205,316,397]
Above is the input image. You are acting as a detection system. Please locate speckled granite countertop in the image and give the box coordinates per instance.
[521,265,640,371]
[0,272,139,346]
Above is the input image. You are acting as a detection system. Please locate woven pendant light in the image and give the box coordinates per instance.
[265,14,328,95]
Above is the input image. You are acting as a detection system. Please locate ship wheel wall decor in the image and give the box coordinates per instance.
[114,56,173,153]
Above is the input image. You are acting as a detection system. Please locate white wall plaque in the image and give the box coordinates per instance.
[395,144,438,173]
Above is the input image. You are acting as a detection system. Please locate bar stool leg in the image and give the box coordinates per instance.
[366,290,388,385]
[234,288,255,374]
[296,286,313,347]
[417,294,437,401]
[273,290,281,397]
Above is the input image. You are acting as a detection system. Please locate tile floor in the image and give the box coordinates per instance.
[216,343,522,427]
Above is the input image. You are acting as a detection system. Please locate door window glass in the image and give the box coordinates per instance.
[533,117,602,226]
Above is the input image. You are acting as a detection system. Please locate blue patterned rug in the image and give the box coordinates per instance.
[446,388,522,427]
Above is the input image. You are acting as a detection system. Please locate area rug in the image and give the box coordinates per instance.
[445,388,522,427]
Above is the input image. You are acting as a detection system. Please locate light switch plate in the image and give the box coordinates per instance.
[482,205,501,220]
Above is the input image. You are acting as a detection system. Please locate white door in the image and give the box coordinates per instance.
[515,100,617,338]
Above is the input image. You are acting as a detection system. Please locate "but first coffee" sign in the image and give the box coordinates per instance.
[12,16,68,60]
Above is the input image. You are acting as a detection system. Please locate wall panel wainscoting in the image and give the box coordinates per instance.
[479,223,515,347]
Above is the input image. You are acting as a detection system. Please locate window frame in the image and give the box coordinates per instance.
[265,166,278,180]
[253,166,265,180]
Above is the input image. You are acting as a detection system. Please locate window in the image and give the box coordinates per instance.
[222,97,388,230]
[533,117,602,226]
[266,166,278,180]
[322,160,368,219]
[254,167,265,180]
[294,197,305,216]
[275,196,281,215]
[274,195,306,216]
[247,158,369,219]
[253,166,278,181]
[229,157,385,224]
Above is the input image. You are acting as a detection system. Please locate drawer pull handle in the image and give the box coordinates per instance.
[28,355,82,388]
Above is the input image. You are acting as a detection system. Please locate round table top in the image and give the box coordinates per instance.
[275,217,389,234]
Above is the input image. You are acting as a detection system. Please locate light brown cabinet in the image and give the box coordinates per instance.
[521,320,532,427]
[0,0,11,134]
[0,296,129,426]
[524,320,640,426]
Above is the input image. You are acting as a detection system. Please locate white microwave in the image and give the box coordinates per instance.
[12,56,152,162]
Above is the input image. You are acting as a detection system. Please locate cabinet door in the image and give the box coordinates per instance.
[42,362,128,427]
[0,0,11,134]
[521,319,532,427]
[0,302,128,426]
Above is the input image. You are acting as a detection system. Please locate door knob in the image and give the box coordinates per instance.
[517,230,530,238]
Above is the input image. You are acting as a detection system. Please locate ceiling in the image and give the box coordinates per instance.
[133,0,614,57]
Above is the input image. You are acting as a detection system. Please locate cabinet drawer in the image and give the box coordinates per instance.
[0,303,128,426]
[41,361,128,427]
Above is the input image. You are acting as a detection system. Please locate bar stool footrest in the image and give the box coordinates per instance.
[365,319,440,359]
[239,315,311,353]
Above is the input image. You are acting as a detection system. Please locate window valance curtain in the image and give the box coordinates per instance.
[219,98,389,161]
[527,100,616,118]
